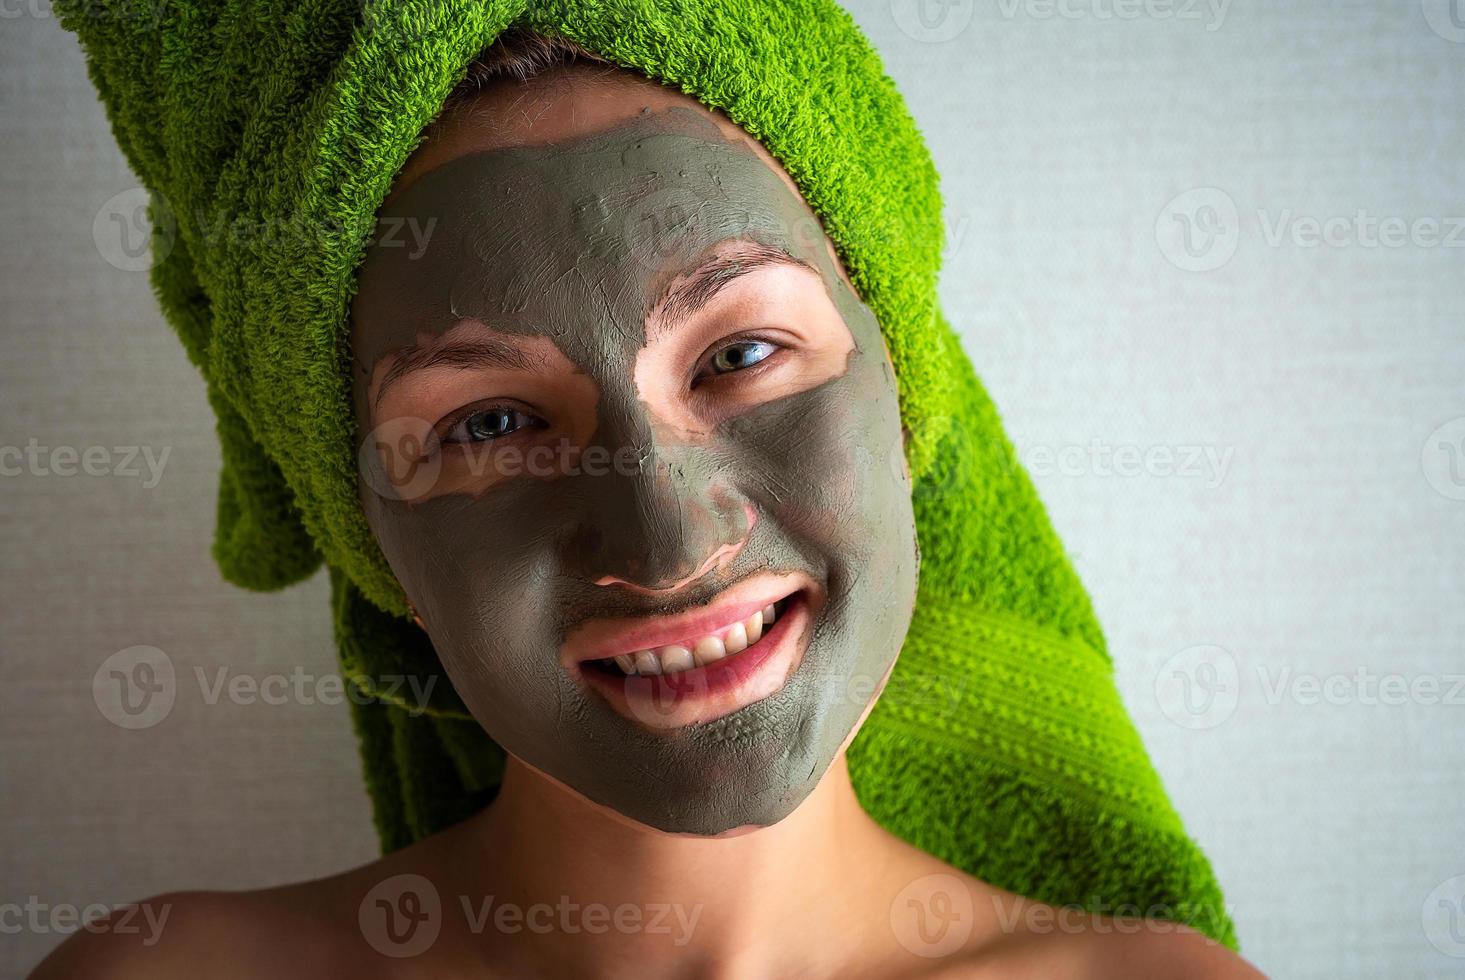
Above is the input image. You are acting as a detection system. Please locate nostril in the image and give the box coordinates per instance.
[742,500,759,535]
[593,533,748,594]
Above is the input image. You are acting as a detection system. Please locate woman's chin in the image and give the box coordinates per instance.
[501,750,816,839]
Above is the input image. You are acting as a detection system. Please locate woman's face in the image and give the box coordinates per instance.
[349,66,920,835]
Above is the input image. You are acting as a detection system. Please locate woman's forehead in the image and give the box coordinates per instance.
[384,61,857,293]
[389,61,803,209]
[351,111,841,370]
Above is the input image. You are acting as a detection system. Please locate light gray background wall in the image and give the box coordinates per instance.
[2,1,1461,977]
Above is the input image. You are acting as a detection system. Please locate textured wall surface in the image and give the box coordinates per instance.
[3,2,1462,976]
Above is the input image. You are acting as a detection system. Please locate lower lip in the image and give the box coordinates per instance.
[578,591,811,730]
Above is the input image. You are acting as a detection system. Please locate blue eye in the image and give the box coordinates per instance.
[707,339,778,376]
[445,406,540,444]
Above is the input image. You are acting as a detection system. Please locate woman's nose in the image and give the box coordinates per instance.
[565,438,756,595]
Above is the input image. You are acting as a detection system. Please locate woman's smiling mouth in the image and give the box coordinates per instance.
[603,593,791,675]
[562,572,820,729]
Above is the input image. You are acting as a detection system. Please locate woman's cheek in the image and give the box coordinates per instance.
[364,486,560,669]
[725,363,891,562]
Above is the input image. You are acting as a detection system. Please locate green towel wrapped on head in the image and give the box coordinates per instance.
[58,0,1238,950]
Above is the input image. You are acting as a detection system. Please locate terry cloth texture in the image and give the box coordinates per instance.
[59,0,1238,950]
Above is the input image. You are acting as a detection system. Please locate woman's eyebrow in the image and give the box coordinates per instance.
[650,242,818,340]
[372,336,545,410]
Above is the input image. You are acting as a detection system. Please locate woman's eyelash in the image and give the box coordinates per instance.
[697,336,783,384]
[438,404,543,445]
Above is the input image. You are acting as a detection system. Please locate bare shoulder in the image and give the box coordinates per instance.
[21,834,447,980]
[966,892,1270,980]
[24,817,498,980]
[26,881,360,980]
[867,836,1266,980]
[26,894,179,980]
[1090,923,1269,980]
[25,819,501,979]
[1030,918,1268,980]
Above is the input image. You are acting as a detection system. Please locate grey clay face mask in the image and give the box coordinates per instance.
[350,105,920,834]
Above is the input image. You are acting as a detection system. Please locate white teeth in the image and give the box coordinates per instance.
[692,634,727,666]
[657,645,694,672]
[607,597,791,676]
[722,621,748,655]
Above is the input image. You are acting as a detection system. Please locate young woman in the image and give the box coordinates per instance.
[37,13,1267,979]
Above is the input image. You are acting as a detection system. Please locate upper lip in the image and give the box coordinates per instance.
[561,570,812,665]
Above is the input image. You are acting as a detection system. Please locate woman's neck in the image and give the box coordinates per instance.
[445,750,906,978]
